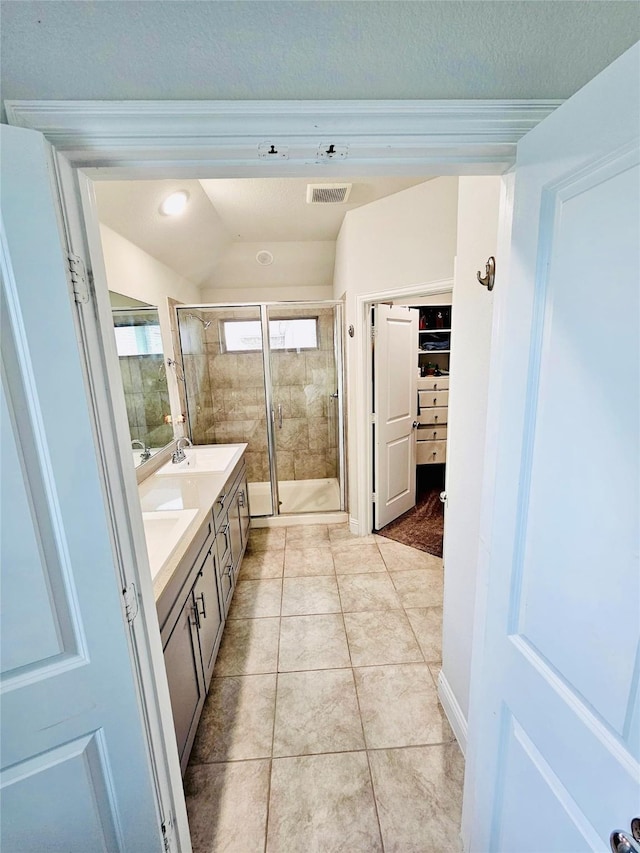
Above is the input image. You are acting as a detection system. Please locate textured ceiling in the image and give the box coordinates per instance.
[94,176,428,284]
[1,2,639,119]
[199,177,428,242]
[95,180,231,286]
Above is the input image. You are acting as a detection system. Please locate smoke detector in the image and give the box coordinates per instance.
[306,183,352,204]
[256,250,274,266]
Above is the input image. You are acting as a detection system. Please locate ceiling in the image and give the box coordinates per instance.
[1,2,639,121]
[94,177,428,285]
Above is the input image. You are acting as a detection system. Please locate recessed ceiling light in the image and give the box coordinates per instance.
[159,190,189,216]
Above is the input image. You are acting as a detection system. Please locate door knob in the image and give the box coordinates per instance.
[412,421,419,429]
[610,831,640,853]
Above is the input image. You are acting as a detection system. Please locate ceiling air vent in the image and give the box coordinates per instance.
[306,183,352,205]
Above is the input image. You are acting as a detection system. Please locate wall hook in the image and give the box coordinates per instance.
[477,256,496,291]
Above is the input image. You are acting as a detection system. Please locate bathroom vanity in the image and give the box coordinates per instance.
[138,444,249,772]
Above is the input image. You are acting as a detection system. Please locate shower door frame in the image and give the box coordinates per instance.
[176,300,346,518]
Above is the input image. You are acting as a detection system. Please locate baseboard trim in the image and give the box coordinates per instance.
[349,516,361,536]
[438,670,468,756]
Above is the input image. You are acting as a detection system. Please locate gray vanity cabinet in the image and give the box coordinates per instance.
[157,456,249,774]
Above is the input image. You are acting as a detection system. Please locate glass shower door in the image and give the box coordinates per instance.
[177,305,273,516]
[266,304,341,514]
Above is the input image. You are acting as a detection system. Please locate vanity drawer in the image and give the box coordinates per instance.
[419,389,449,408]
[417,424,447,441]
[417,376,449,392]
[416,406,448,426]
[416,439,447,465]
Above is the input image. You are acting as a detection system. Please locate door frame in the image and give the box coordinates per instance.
[5,98,547,851]
[357,279,454,537]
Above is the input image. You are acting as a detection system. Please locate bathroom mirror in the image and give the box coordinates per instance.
[110,293,174,466]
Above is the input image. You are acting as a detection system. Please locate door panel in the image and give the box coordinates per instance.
[374,304,418,528]
[193,548,223,689]
[0,125,161,850]
[465,44,640,850]
[267,304,341,514]
[162,594,205,773]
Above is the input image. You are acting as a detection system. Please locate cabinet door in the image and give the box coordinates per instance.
[229,489,243,578]
[237,473,251,547]
[215,523,234,616]
[193,547,223,690]
[162,594,205,774]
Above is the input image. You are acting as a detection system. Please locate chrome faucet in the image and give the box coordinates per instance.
[132,439,152,462]
[172,436,193,464]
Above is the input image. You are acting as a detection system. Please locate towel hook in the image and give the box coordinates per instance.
[477,256,496,291]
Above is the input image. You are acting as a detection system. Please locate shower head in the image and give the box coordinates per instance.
[187,312,212,330]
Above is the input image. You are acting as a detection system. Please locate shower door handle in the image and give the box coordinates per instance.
[277,403,283,429]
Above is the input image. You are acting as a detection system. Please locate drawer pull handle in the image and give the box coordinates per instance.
[433,431,437,439]
[191,603,201,630]
[433,397,437,405]
[196,592,207,619]
[224,563,233,578]
[238,490,245,508]
[218,493,226,508]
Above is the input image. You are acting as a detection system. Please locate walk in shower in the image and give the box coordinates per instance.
[176,302,345,517]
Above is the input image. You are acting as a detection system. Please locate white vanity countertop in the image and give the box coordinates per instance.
[137,443,247,601]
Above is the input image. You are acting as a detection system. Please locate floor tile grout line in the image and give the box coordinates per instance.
[339,596,387,852]
[263,577,283,853]
[188,738,459,769]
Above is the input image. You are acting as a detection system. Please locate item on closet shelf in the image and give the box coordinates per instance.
[434,366,442,376]
[426,362,435,376]
[436,312,444,329]
[421,339,449,351]
[419,313,427,330]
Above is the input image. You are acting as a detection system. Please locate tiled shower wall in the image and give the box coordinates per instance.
[118,354,173,448]
[178,306,338,484]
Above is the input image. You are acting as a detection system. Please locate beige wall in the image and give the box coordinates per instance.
[332,177,459,526]
[200,240,335,300]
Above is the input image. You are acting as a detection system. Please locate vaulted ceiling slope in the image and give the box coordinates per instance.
[94,177,428,286]
[1,1,639,117]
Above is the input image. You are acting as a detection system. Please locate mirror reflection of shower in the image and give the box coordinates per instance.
[188,312,212,329]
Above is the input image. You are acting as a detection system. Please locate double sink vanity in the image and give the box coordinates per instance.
[138,443,250,772]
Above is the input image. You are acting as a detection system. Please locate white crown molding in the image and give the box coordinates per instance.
[4,99,562,176]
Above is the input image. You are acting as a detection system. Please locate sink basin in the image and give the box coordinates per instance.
[142,509,198,579]
[156,445,239,476]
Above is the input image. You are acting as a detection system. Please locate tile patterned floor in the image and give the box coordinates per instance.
[184,524,463,853]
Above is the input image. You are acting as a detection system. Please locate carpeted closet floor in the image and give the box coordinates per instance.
[377,465,445,557]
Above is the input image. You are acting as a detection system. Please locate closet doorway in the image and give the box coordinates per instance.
[176,301,346,518]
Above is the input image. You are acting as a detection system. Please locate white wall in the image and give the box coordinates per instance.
[332,177,459,528]
[201,240,335,300]
[100,224,201,307]
[439,176,501,741]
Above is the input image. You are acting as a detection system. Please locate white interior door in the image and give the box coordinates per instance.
[0,125,163,850]
[373,303,418,529]
[464,44,640,851]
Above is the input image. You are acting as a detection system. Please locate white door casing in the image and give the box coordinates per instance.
[463,44,640,851]
[0,125,164,850]
[373,303,418,529]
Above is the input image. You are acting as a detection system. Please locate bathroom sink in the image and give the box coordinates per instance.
[142,509,198,579]
[156,445,239,476]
